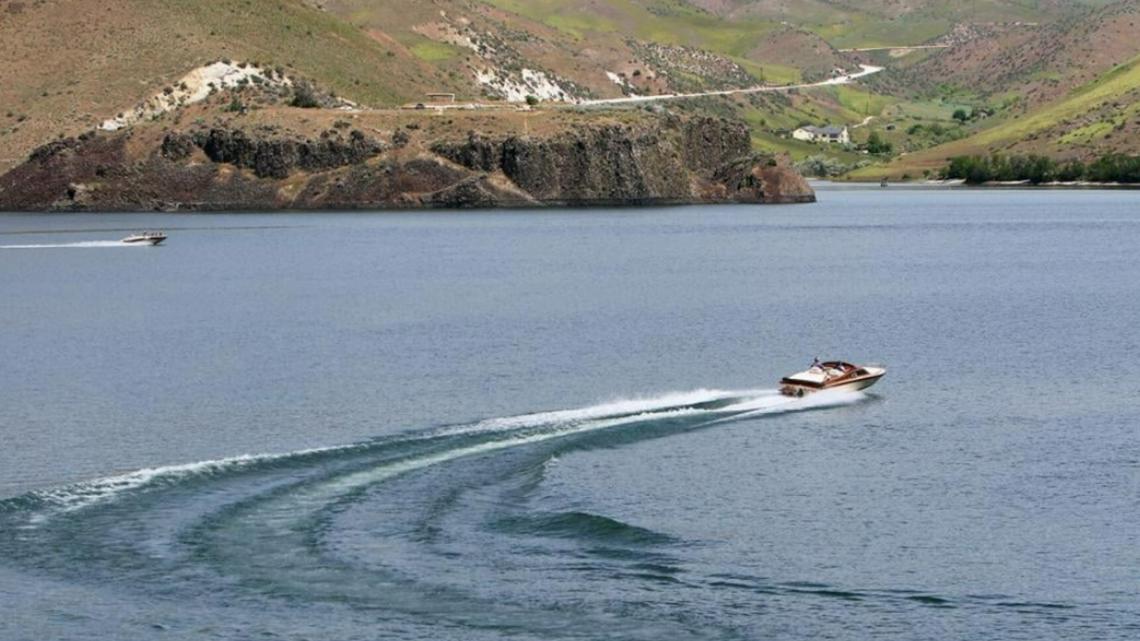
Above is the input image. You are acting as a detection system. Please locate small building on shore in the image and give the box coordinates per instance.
[792,125,850,144]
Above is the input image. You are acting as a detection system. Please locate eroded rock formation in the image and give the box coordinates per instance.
[0,114,813,211]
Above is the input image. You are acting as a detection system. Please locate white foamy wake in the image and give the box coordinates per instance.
[313,406,714,500]
[21,388,867,523]
[27,445,352,520]
[295,391,867,506]
[707,388,867,424]
[442,388,767,436]
[0,241,137,249]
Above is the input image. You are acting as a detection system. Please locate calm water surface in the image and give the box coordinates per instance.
[1,188,1138,640]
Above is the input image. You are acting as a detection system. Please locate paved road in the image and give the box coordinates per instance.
[838,45,949,53]
[577,64,883,106]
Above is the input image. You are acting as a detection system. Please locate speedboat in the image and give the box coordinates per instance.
[780,360,886,397]
[121,231,166,246]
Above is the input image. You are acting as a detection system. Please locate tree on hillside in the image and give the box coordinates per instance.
[866,131,892,155]
[944,153,1140,184]
[1056,159,1086,182]
[952,108,970,123]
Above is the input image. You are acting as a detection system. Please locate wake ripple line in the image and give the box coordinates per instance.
[13,445,358,521]
[5,388,866,525]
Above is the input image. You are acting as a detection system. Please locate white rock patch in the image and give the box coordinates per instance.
[605,71,639,96]
[100,62,292,131]
[475,68,570,103]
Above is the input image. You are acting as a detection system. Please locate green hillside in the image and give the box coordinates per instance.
[849,55,1140,179]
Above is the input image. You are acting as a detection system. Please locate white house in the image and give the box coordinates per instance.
[792,125,850,144]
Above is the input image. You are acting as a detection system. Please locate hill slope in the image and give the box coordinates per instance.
[0,0,874,174]
[899,0,1140,107]
[844,1,1140,179]
[0,0,1133,183]
[851,54,1140,179]
[0,0,446,173]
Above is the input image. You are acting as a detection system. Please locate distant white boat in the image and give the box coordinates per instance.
[121,231,166,246]
[780,360,886,397]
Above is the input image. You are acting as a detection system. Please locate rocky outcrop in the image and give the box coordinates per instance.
[429,116,811,206]
[0,114,814,211]
[183,128,385,179]
[679,117,753,176]
[432,126,689,204]
[712,156,814,203]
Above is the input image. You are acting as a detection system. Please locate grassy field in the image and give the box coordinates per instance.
[484,0,782,56]
[811,17,950,49]
[409,40,465,63]
[168,0,435,105]
[799,0,1046,49]
[734,59,802,86]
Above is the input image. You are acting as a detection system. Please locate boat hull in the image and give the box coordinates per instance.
[121,237,164,246]
[780,367,885,397]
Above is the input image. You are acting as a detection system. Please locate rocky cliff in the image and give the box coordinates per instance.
[0,111,814,211]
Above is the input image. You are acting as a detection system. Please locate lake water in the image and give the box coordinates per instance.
[2,187,1138,640]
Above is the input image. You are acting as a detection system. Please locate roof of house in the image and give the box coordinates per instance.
[798,125,847,136]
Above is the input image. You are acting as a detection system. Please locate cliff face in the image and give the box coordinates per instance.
[0,114,814,211]
[170,128,387,180]
[429,117,770,205]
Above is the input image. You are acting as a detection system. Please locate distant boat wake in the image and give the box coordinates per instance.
[0,240,137,249]
[0,387,870,638]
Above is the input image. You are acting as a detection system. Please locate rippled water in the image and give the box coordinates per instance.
[2,188,1139,640]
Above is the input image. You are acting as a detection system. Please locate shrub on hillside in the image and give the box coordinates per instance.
[796,154,853,178]
[290,80,322,109]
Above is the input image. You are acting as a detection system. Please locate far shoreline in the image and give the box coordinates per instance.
[822,178,1140,190]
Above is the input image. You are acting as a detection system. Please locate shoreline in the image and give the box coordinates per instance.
[0,198,817,215]
[828,179,1140,190]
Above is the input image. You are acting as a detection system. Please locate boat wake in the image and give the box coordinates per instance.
[0,387,870,640]
[7,387,864,520]
[0,240,138,249]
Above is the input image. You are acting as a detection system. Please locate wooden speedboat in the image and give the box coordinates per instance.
[780,360,886,397]
[121,231,166,246]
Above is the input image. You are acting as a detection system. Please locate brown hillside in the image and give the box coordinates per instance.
[0,0,858,176]
[903,0,1140,105]
[746,25,848,81]
[0,0,447,174]
[314,0,849,94]
[690,0,1088,20]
